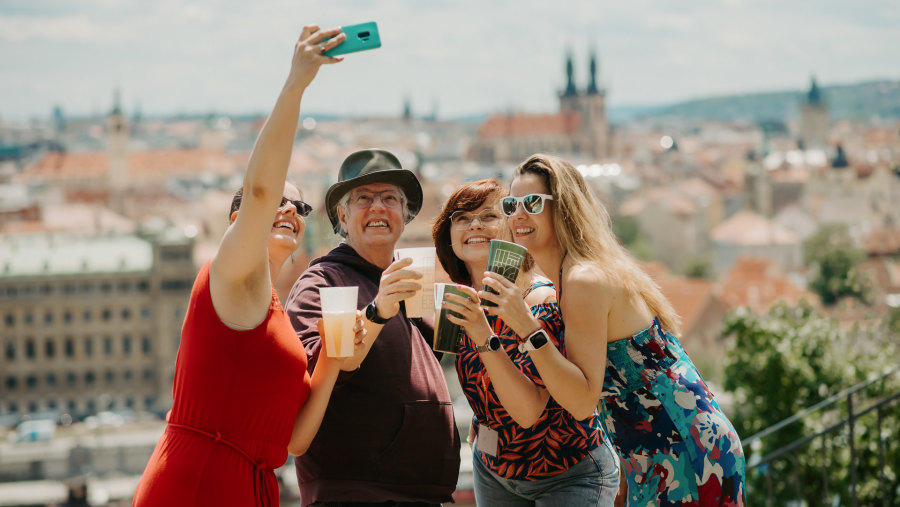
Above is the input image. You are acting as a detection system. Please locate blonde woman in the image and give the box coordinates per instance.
[487,154,746,505]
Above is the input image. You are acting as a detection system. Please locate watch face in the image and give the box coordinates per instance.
[530,330,549,350]
[488,335,502,352]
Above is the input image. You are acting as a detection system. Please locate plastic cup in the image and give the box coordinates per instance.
[433,283,470,354]
[482,239,528,307]
[319,286,358,357]
[393,246,436,319]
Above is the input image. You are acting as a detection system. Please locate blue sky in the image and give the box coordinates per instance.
[1,0,898,121]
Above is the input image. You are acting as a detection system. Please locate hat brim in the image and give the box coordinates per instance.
[325,169,424,233]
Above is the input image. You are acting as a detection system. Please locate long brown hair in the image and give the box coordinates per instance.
[513,154,682,335]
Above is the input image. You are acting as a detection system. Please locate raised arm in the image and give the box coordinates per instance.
[209,26,344,326]
[496,265,611,421]
[444,285,550,427]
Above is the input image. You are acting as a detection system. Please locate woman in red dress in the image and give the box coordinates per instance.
[133,25,362,506]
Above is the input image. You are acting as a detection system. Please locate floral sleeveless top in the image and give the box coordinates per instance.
[455,281,605,480]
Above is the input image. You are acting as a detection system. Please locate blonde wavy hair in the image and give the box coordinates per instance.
[513,154,682,335]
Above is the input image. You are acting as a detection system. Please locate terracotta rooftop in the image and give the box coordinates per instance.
[712,211,799,245]
[864,227,900,256]
[22,149,239,183]
[476,112,581,138]
[720,257,816,312]
[640,262,717,337]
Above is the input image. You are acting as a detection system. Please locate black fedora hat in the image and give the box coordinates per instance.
[325,149,423,233]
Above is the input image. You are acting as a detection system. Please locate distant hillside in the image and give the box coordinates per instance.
[632,79,900,123]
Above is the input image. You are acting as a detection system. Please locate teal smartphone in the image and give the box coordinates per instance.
[323,21,381,57]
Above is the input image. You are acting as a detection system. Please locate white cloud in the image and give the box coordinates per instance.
[0,14,133,43]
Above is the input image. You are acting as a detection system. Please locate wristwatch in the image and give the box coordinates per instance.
[364,300,390,324]
[518,328,550,353]
[475,334,502,353]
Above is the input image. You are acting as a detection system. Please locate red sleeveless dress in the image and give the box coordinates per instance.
[134,262,311,506]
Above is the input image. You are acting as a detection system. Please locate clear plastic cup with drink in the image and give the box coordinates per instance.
[393,246,436,319]
[319,286,358,357]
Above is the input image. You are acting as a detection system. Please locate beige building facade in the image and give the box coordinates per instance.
[0,230,194,420]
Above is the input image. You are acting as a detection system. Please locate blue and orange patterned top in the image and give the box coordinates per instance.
[455,281,605,480]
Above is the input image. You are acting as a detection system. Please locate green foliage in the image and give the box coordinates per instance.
[723,302,900,505]
[613,215,656,261]
[803,224,871,305]
[679,255,713,279]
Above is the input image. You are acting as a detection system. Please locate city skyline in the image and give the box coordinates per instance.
[1,0,899,121]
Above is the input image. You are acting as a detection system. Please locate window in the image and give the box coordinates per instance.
[64,311,72,323]
[4,314,13,327]
[143,369,154,382]
[101,283,112,294]
[47,400,57,411]
[25,313,33,325]
[125,397,134,409]
[142,336,151,355]
[117,281,132,292]
[141,307,152,320]
[83,309,92,322]
[85,371,95,385]
[5,376,16,390]
[105,371,114,384]
[28,402,38,413]
[64,338,74,357]
[86,399,96,413]
[102,309,111,321]
[137,281,149,293]
[44,312,53,324]
[124,369,133,382]
[8,402,18,413]
[25,339,35,359]
[84,337,94,357]
[5,340,14,360]
[67,400,77,412]
[66,372,77,387]
[26,375,37,389]
[123,336,132,355]
[46,373,57,387]
[104,337,112,356]
[45,339,55,358]
[121,308,131,320]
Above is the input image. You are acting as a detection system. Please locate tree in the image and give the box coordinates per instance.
[723,302,900,505]
[803,224,870,305]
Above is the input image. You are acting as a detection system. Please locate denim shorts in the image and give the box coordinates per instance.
[472,438,620,506]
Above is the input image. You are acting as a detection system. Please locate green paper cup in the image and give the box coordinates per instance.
[481,239,527,307]
[433,283,470,354]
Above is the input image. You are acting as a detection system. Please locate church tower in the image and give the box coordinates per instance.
[799,76,828,151]
[580,50,609,159]
[107,89,130,211]
[558,51,580,114]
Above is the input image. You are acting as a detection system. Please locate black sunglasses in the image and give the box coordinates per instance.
[280,197,313,217]
[500,193,554,216]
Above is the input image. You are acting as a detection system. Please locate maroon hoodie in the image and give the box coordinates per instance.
[284,243,460,506]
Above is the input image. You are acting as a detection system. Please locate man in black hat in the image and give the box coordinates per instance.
[284,149,460,507]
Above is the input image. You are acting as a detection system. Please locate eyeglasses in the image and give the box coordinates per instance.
[279,197,313,217]
[347,190,405,209]
[450,208,503,228]
[500,194,554,216]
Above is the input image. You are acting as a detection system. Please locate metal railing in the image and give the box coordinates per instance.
[743,365,900,506]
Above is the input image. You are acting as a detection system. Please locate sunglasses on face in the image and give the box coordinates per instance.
[279,197,313,217]
[500,193,554,216]
[449,208,503,228]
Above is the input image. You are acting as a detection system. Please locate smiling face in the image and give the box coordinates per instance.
[449,196,504,276]
[337,182,406,257]
[508,173,556,255]
[267,182,306,260]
